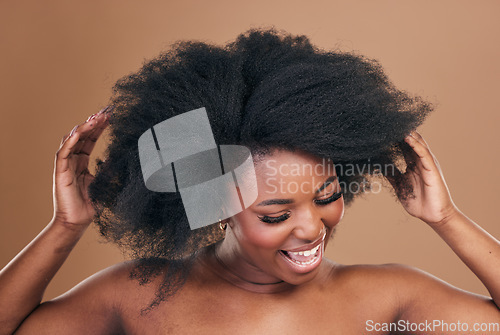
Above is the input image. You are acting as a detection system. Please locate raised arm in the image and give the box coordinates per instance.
[386,131,500,332]
[0,107,117,334]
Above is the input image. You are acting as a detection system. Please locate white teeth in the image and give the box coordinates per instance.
[281,243,323,267]
[288,244,320,257]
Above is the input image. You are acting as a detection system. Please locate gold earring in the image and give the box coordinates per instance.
[218,219,227,231]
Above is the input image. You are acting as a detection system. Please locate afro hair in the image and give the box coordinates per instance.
[88,27,431,309]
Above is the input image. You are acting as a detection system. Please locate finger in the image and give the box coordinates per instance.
[55,126,82,174]
[74,115,111,175]
[409,131,434,155]
[55,106,113,176]
[59,124,78,147]
[411,131,439,168]
[80,171,96,201]
[71,108,112,175]
[60,134,69,146]
[77,112,110,156]
[404,135,435,172]
[410,130,427,145]
[74,118,109,175]
[74,152,90,177]
[73,107,111,154]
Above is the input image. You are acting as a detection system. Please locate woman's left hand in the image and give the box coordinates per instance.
[387,131,459,226]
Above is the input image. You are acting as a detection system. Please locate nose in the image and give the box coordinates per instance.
[291,206,325,243]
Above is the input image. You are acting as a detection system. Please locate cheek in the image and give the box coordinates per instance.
[322,200,345,229]
[231,212,289,250]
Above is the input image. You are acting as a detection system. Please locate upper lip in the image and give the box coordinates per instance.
[281,230,327,252]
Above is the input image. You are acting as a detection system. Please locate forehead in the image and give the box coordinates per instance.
[250,149,337,197]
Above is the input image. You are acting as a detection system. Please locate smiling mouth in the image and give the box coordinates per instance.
[279,243,322,265]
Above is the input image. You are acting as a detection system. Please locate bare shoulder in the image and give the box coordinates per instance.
[331,262,492,303]
[323,262,412,311]
[328,261,424,291]
[15,260,161,334]
[329,262,499,328]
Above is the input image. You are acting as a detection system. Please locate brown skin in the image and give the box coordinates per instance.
[1,110,499,334]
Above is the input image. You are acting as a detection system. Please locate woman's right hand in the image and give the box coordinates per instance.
[0,106,116,335]
[52,106,112,228]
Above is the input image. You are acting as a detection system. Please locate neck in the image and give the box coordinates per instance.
[203,229,295,294]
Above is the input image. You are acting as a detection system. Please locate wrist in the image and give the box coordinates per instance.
[49,217,89,239]
[45,221,88,254]
[427,206,462,230]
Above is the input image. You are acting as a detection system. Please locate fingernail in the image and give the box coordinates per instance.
[70,125,79,137]
[99,105,114,115]
[86,114,97,122]
[104,105,114,114]
[97,106,108,115]
[104,106,115,122]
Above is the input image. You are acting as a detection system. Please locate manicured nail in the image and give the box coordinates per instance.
[86,114,97,122]
[97,106,108,115]
[104,106,115,121]
[98,105,113,116]
[104,105,114,114]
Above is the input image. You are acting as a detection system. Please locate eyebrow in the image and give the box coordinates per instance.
[256,176,337,206]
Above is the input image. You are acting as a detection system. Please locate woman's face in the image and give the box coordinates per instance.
[227,148,344,285]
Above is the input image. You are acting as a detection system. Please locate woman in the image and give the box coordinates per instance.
[1,28,499,334]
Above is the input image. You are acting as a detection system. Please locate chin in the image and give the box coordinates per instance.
[281,265,323,286]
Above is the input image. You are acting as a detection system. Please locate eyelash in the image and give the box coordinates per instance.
[315,191,343,205]
[258,191,343,224]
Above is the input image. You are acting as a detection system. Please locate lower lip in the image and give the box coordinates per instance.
[278,241,324,274]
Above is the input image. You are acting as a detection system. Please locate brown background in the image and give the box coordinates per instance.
[1,0,499,300]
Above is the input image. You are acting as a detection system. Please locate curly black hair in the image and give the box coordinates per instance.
[88,27,431,309]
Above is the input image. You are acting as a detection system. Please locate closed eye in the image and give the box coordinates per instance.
[314,191,343,205]
[258,211,291,224]
[258,191,343,224]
